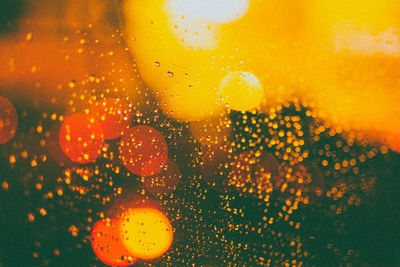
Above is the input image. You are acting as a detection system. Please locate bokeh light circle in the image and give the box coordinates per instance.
[119,208,173,260]
[91,219,136,267]
[119,125,168,176]
[59,112,105,164]
[0,96,18,144]
[220,71,264,112]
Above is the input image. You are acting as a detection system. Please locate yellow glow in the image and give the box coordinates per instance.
[309,0,400,31]
[220,71,264,112]
[119,208,173,260]
[124,0,227,120]
[123,0,400,150]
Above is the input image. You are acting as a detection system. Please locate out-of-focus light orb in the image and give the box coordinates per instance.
[143,159,182,196]
[91,219,136,267]
[167,0,249,23]
[119,125,168,176]
[59,112,105,164]
[89,98,132,140]
[119,208,173,260]
[220,71,264,112]
[0,96,17,144]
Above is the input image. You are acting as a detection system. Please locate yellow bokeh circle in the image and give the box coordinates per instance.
[119,208,173,260]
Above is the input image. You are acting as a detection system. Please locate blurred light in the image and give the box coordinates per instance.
[220,71,264,112]
[91,219,136,267]
[119,125,168,176]
[119,208,173,260]
[167,0,249,23]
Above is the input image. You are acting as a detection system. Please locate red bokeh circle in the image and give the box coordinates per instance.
[119,125,168,176]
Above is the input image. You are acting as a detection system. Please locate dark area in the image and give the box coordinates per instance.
[0,0,24,34]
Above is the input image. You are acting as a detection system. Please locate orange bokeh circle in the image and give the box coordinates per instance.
[91,219,136,267]
[0,96,18,144]
[59,112,105,164]
[119,125,168,176]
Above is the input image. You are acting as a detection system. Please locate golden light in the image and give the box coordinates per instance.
[220,71,264,112]
[122,0,304,121]
[123,0,227,120]
[119,208,173,260]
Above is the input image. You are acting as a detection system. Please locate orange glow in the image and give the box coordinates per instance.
[59,112,105,164]
[91,219,136,267]
[119,208,173,260]
[89,98,132,140]
[119,125,168,176]
[0,96,17,144]
[143,159,182,195]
